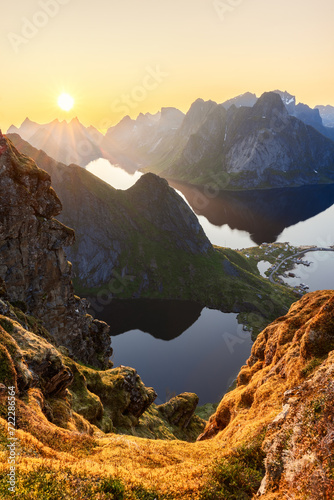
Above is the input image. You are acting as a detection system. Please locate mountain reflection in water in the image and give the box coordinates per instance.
[169,181,334,246]
[88,299,253,404]
[92,299,203,341]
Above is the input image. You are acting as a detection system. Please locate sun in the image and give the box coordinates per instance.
[57,93,74,112]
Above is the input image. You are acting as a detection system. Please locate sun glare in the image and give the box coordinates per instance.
[57,93,74,112]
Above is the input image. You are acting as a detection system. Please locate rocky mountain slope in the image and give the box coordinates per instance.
[0,134,333,498]
[101,108,185,173]
[274,90,334,140]
[98,90,334,183]
[0,131,110,368]
[198,289,334,498]
[315,104,334,127]
[221,91,257,110]
[0,283,333,498]
[7,133,295,329]
[154,92,334,189]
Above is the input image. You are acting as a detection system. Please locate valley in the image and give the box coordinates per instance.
[1,88,334,499]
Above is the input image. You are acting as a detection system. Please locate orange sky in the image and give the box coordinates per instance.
[1,0,333,132]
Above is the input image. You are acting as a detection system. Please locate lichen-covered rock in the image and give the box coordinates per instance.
[7,319,73,396]
[0,135,111,368]
[81,365,157,428]
[158,393,199,429]
[0,343,17,389]
[0,321,32,390]
[65,358,103,425]
[259,353,334,498]
[0,317,73,397]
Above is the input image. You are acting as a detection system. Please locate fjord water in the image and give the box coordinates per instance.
[87,158,142,190]
[90,299,252,405]
[169,180,334,249]
[281,251,334,292]
[86,159,334,250]
[86,159,334,403]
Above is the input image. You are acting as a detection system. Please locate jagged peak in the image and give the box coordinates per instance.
[22,117,36,125]
[252,91,288,117]
[190,97,217,108]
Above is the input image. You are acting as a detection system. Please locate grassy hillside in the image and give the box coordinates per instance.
[1,290,333,499]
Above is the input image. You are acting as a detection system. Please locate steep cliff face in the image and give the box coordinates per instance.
[162,92,334,189]
[0,132,111,368]
[199,289,334,498]
[316,104,334,127]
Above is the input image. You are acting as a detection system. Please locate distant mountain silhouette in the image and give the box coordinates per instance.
[8,90,334,182]
[101,108,185,173]
[315,104,334,128]
[7,117,104,167]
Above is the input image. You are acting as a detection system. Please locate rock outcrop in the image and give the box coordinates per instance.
[316,104,334,127]
[158,392,199,429]
[0,307,203,442]
[0,313,159,437]
[0,133,111,368]
[198,289,334,498]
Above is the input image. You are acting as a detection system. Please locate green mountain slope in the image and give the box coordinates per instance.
[7,133,295,329]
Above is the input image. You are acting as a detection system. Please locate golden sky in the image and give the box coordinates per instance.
[1,0,333,132]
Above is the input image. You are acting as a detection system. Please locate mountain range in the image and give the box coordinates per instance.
[8,90,334,191]
[153,92,334,189]
[7,117,104,167]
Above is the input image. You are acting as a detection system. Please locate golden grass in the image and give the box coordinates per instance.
[1,291,333,499]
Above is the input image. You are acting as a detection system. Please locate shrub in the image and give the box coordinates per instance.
[98,477,125,499]
[200,436,266,499]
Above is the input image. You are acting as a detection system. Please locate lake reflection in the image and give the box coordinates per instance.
[86,158,142,190]
[90,299,253,405]
[85,159,334,249]
[170,181,334,247]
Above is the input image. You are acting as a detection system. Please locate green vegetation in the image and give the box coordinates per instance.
[75,243,295,335]
[301,357,325,378]
[195,403,219,421]
[200,436,266,500]
[0,468,172,500]
[0,318,14,334]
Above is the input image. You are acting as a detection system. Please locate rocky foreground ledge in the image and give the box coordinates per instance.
[0,289,333,498]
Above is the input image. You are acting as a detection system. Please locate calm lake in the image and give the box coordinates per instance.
[88,299,252,405]
[86,159,334,404]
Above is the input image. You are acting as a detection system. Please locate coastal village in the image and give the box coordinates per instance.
[240,242,334,295]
